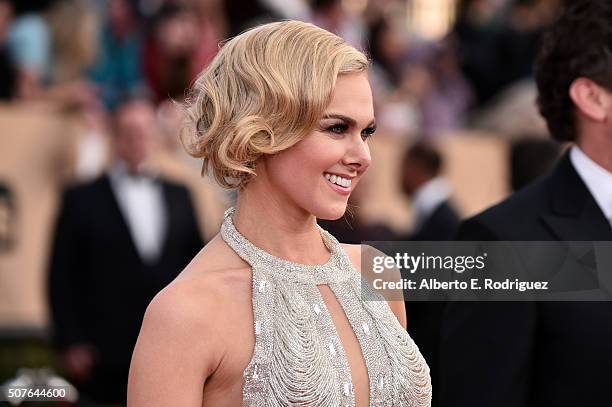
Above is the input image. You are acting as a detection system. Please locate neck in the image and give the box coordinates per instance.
[232,181,330,265]
[576,128,612,172]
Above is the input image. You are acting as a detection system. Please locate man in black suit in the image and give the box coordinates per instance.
[400,142,460,242]
[439,1,612,406]
[400,142,460,406]
[48,100,203,404]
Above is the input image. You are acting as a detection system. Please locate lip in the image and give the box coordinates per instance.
[323,174,352,196]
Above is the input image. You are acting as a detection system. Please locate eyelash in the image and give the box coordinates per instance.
[326,124,377,140]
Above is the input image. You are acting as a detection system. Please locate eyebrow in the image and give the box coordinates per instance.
[322,113,376,128]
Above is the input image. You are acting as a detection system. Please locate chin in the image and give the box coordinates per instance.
[314,201,348,221]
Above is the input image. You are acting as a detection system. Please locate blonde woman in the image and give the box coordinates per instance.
[128,20,431,407]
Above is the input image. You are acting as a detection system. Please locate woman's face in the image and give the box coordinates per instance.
[260,72,375,220]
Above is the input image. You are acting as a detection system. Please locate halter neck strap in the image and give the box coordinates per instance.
[220,207,353,284]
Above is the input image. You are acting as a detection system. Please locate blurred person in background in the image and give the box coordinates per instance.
[399,142,460,241]
[6,0,100,108]
[7,0,54,98]
[419,40,474,137]
[143,2,212,103]
[440,1,612,406]
[468,0,559,135]
[400,141,459,407]
[48,99,203,405]
[89,0,145,110]
[152,99,230,242]
[494,0,558,95]
[366,15,424,137]
[44,0,101,109]
[311,0,364,49]
[450,0,502,107]
[188,0,227,78]
[451,0,558,111]
[46,0,98,85]
[509,136,561,191]
[367,15,409,93]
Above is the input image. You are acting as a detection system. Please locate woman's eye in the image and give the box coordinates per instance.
[327,124,348,134]
[361,127,377,140]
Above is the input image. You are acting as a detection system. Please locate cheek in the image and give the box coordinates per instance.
[269,150,321,191]
[266,140,339,194]
[299,136,345,166]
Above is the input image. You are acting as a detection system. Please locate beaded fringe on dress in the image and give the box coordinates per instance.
[220,207,432,407]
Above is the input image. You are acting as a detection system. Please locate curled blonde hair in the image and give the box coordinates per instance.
[181,20,369,189]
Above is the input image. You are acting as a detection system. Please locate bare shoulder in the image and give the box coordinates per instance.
[340,243,407,330]
[152,233,252,326]
[128,234,254,406]
[128,273,226,406]
[137,242,247,363]
[148,232,253,345]
[180,233,252,282]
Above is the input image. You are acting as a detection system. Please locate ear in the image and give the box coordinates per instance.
[569,78,609,122]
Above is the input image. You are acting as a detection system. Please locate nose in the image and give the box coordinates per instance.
[341,135,371,173]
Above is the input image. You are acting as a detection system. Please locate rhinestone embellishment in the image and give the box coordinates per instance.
[219,207,432,407]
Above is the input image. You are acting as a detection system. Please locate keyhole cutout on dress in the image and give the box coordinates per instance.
[317,284,370,407]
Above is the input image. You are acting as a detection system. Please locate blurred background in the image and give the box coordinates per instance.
[0,0,563,405]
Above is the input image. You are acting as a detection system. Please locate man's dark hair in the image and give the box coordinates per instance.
[404,142,443,176]
[535,0,612,142]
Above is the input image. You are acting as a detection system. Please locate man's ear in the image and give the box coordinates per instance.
[569,77,608,122]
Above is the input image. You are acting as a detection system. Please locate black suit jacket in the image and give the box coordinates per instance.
[404,200,460,407]
[48,174,203,401]
[439,153,612,407]
[408,201,460,241]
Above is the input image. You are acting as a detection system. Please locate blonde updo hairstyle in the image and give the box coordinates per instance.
[182,20,369,189]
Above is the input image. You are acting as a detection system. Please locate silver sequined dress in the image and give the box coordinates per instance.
[220,207,432,407]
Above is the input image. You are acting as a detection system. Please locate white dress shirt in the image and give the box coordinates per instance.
[570,146,612,228]
[108,162,167,263]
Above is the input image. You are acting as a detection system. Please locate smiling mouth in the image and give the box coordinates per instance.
[324,172,352,187]
[323,173,352,194]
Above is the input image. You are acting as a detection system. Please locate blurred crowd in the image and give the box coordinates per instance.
[0,0,568,405]
[0,0,565,250]
[0,0,561,133]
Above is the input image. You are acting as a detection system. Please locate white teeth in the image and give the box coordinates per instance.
[323,173,352,187]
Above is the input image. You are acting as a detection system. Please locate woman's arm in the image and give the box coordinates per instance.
[127,279,224,406]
